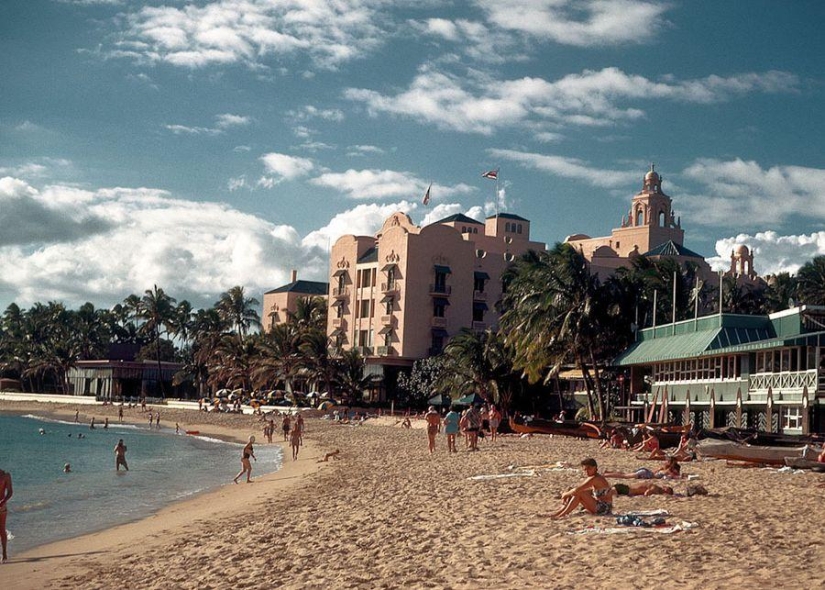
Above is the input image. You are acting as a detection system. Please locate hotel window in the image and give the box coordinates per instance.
[385,298,392,315]
[517,224,522,234]
[383,331,392,347]
[434,300,447,318]
[474,276,486,293]
[359,299,372,318]
[336,303,344,318]
[433,267,449,293]
[386,267,396,289]
[358,330,371,347]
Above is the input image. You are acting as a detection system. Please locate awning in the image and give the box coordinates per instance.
[474,271,490,280]
[330,327,344,337]
[380,294,394,303]
[381,262,397,271]
[434,264,452,274]
[333,268,347,277]
[431,328,449,338]
[433,297,451,306]
[331,299,344,307]
[473,301,488,311]
[378,325,393,335]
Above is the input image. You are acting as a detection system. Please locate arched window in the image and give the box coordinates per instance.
[636,209,644,226]
[658,211,666,227]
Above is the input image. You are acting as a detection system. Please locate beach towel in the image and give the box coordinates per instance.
[568,521,699,535]
[468,470,536,480]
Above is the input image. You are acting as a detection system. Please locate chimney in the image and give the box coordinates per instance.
[290,269,297,283]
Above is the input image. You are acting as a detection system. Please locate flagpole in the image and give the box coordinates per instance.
[672,270,677,335]
[495,171,500,217]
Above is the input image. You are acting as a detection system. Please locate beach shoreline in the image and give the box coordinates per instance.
[0,399,325,589]
[2,399,825,589]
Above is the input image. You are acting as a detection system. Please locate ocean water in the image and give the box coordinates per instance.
[0,413,282,553]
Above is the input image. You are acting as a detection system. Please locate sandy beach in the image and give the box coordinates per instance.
[1,401,824,590]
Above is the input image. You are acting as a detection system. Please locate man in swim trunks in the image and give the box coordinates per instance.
[424,406,441,455]
[0,468,13,562]
[114,439,129,471]
[612,482,674,497]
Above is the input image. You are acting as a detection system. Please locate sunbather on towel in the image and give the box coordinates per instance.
[550,458,612,519]
[604,457,682,480]
[612,482,674,497]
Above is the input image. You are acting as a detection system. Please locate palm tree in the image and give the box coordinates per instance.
[763,272,798,313]
[333,348,380,404]
[796,256,825,305]
[136,285,177,398]
[215,286,261,342]
[298,329,335,394]
[289,296,327,331]
[255,322,302,392]
[188,308,228,397]
[500,244,607,419]
[439,328,513,409]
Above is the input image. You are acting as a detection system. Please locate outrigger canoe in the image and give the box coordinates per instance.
[509,416,603,439]
[696,439,819,466]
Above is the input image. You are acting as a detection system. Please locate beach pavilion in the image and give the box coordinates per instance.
[615,305,825,434]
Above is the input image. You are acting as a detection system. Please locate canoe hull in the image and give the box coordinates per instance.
[697,439,818,466]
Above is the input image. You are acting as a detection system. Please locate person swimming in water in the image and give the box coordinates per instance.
[114,439,129,471]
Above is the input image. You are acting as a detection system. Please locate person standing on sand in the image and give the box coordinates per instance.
[424,406,441,454]
[114,439,129,471]
[442,405,460,453]
[0,468,13,562]
[488,405,502,442]
[296,413,305,445]
[118,404,123,423]
[234,436,256,483]
[90,417,96,430]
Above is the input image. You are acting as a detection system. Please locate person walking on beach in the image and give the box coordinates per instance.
[0,468,12,562]
[465,405,482,451]
[282,414,291,441]
[114,439,129,471]
[296,413,305,445]
[488,405,502,442]
[118,404,124,423]
[424,406,441,455]
[234,436,256,484]
[90,417,96,429]
[290,425,301,461]
[74,409,79,423]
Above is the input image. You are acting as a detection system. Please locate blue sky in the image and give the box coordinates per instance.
[2,0,825,311]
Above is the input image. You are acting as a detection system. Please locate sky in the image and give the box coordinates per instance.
[2,0,825,313]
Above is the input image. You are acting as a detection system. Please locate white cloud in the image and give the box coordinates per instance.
[165,113,250,135]
[0,177,328,310]
[116,0,387,70]
[488,149,638,188]
[302,201,417,250]
[310,168,476,201]
[477,0,670,47]
[679,158,825,227]
[708,231,825,277]
[259,153,315,182]
[345,66,798,133]
[346,144,386,157]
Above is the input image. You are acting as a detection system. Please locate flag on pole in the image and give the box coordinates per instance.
[482,169,498,180]
[422,184,431,206]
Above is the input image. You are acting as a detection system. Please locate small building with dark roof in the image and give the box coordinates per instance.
[262,270,329,332]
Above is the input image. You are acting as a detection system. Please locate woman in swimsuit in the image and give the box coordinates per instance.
[550,458,612,519]
[424,406,441,455]
[488,405,502,442]
[233,435,256,483]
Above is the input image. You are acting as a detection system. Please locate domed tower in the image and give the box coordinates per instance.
[611,165,684,256]
[730,244,756,279]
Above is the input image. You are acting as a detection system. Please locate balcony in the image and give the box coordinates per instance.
[356,346,374,356]
[429,284,452,295]
[472,321,486,331]
[381,281,400,294]
[473,290,487,301]
[749,369,817,394]
[377,346,396,356]
[431,317,447,328]
[332,287,349,298]
[331,317,346,328]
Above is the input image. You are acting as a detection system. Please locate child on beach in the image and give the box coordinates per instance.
[550,458,612,519]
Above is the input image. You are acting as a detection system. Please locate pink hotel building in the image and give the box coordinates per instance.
[327,211,545,384]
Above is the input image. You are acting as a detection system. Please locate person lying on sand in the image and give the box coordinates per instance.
[550,458,612,519]
[612,482,674,497]
[319,449,341,462]
[604,457,681,480]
